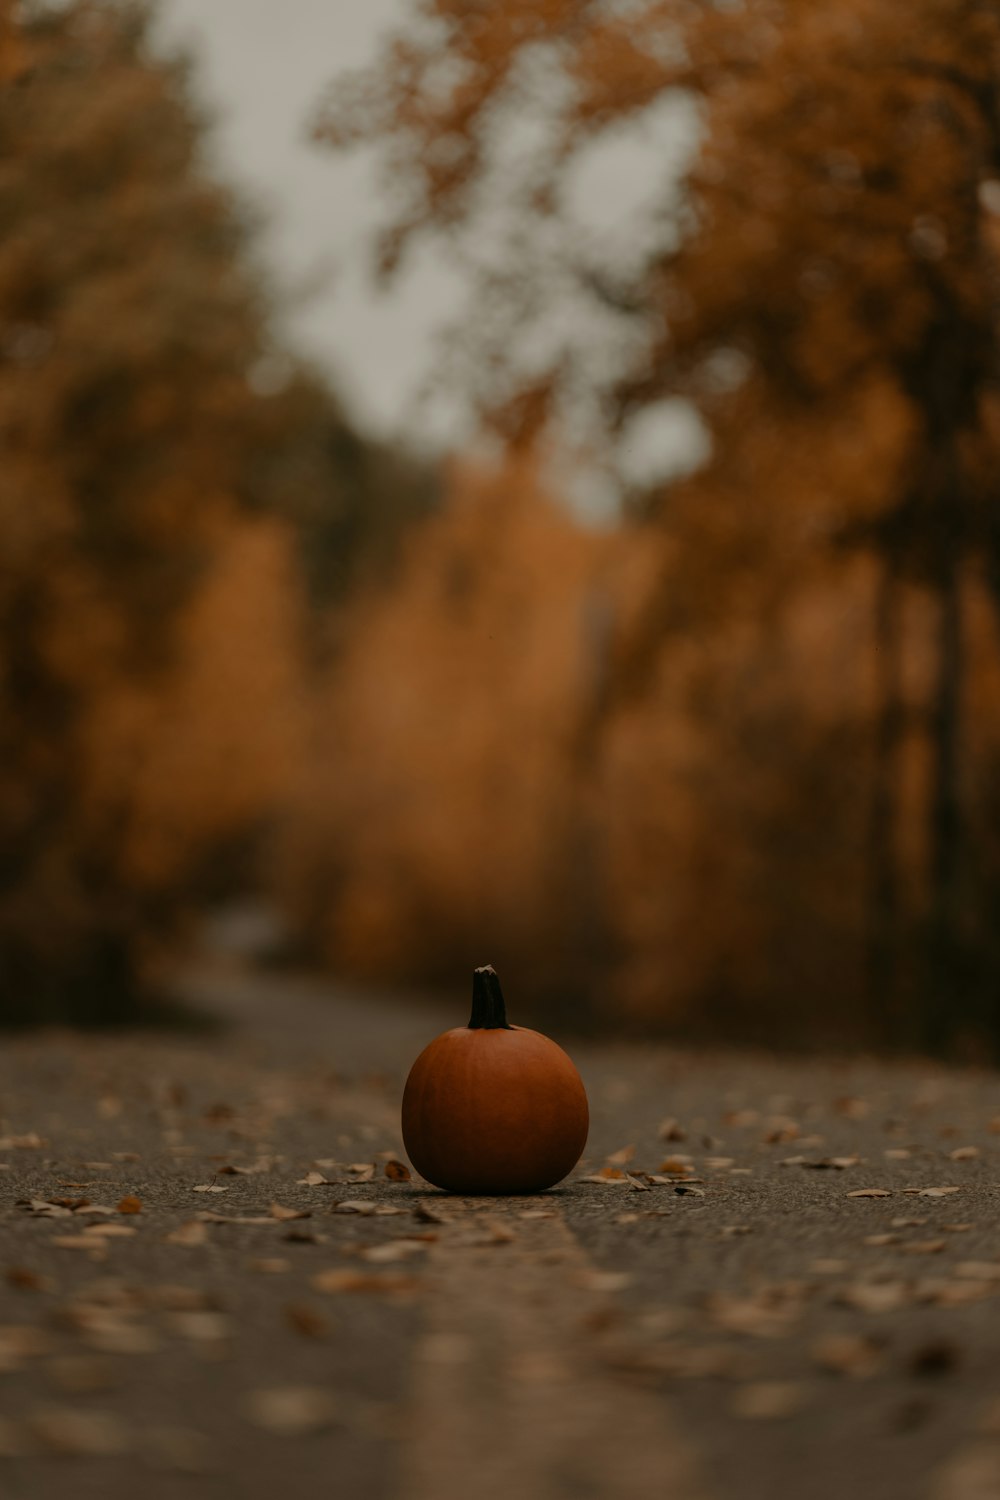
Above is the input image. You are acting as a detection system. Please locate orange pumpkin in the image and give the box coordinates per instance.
[401,965,589,1194]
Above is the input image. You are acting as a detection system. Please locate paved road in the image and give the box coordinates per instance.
[1,963,1000,1500]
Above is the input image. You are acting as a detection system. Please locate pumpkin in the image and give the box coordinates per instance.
[401,964,589,1194]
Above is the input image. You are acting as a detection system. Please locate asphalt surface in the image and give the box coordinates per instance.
[1,964,999,1500]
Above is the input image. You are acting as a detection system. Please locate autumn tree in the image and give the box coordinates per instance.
[319,0,1000,1053]
[0,0,433,1024]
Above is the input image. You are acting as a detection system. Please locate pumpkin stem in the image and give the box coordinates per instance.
[468,964,513,1029]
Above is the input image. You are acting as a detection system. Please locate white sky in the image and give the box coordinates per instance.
[150,1,705,509]
[153,0,462,447]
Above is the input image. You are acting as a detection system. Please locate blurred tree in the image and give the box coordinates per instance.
[0,0,433,1025]
[319,0,1000,1052]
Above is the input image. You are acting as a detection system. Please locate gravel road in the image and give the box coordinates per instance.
[1,963,999,1500]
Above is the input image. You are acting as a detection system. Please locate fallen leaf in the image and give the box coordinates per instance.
[82,1224,137,1239]
[248,1258,290,1274]
[358,1240,429,1264]
[284,1303,328,1338]
[165,1222,208,1247]
[915,1186,962,1198]
[706,1290,801,1338]
[660,1155,694,1174]
[167,1311,231,1344]
[762,1118,801,1145]
[847,1189,892,1199]
[50,1237,107,1256]
[246,1387,338,1437]
[884,1149,912,1160]
[384,1159,411,1181]
[6,1267,50,1292]
[864,1233,898,1247]
[576,1270,632,1293]
[269,1203,311,1222]
[812,1334,884,1378]
[732,1382,805,1419]
[413,1202,447,1224]
[834,1098,870,1120]
[116,1196,142,1215]
[45,1356,116,1394]
[605,1145,636,1166]
[658,1118,687,1141]
[915,1278,993,1307]
[310,1269,420,1296]
[195,1212,275,1225]
[333,1200,377,1216]
[836,1281,909,1314]
[625,1173,651,1192]
[674,1184,705,1197]
[949,1147,980,1161]
[28,1406,129,1455]
[580,1172,628,1186]
[297,1171,333,1186]
[954,1262,1000,1281]
[0,1133,46,1150]
[902,1240,947,1256]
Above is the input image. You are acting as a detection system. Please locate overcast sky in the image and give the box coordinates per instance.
[150,1,706,512]
[153,0,462,446]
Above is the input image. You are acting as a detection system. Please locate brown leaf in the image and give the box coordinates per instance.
[384,1159,411,1181]
[358,1239,429,1264]
[246,1387,338,1437]
[732,1382,805,1419]
[836,1281,909,1314]
[812,1334,884,1378]
[674,1184,705,1197]
[625,1173,651,1192]
[82,1224,137,1239]
[311,1269,420,1296]
[269,1203,311,1222]
[192,1184,227,1194]
[901,1240,947,1256]
[28,1406,129,1456]
[116,1196,142,1215]
[284,1303,329,1339]
[0,1133,46,1150]
[915,1186,962,1198]
[660,1155,694,1174]
[413,1202,447,1224]
[165,1221,208,1247]
[6,1267,49,1292]
[195,1212,275,1225]
[949,1147,980,1161]
[658,1118,687,1141]
[847,1189,892,1199]
[605,1145,636,1166]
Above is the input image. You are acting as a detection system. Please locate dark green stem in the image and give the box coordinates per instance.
[468,964,512,1029]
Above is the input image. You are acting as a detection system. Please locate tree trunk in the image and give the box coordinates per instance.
[866,562,903,1045]
[923,558,964,1051]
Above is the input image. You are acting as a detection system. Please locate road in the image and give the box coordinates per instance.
[1,962,999,1500]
